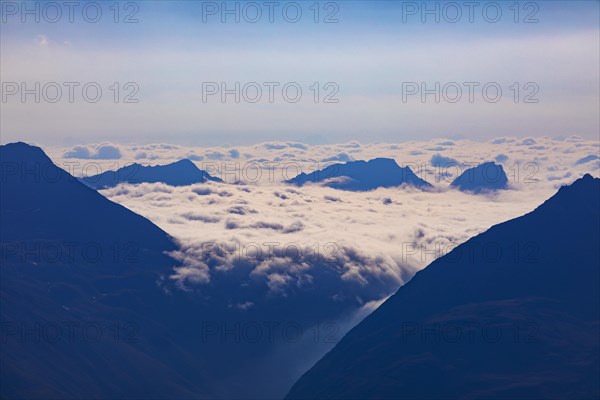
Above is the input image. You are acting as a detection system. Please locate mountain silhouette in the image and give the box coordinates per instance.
[80,159,222,189]
[287,174,600,399]
[0,142,216,398]
[1,142,175,252]
[0,142,392,399]
[450,161,508,193]
[286,158,432,191]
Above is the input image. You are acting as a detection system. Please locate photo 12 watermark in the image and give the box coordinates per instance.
[1,321,140,344]
[1,1,140,23]
[0,241,141,265]
[401,240,541,264]
[1,82,140,104]
[199,1,340,23]
[401,81,540,104]
[398,321,539,344]
[199,320,341,344]
[201,81,340,104]
[399,1,540,24]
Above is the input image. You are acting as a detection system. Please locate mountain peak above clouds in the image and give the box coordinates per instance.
[286,158,432,191]
[80,158,223,189]
[450,161,509,193]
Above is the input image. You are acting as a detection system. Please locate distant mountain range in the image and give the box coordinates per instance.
[286,158,432,191]
[285,158,511,194]
[74,156,510,195]
[287,174,600,399]
[80,159,222,189]
[451,161,509,193]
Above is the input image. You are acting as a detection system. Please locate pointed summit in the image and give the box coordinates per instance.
[450,161,508,193]
[532,173,600,217]
[0,141,51,163]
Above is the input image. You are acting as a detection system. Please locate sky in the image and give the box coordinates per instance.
[2,5,599,394]
[1,0,599,146]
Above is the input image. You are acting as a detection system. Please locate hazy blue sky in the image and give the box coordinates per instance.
[1,0,599,145]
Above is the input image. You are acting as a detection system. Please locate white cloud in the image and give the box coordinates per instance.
[45,137,599,305]
[63,143,123,160]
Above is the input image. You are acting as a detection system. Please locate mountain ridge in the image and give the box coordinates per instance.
[0,142,216,398]
[286,158,432,191]
[286,174,600,399]
[80,158,223,189]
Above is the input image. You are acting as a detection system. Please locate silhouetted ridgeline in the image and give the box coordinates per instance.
[0,142,215,398]
[286,158,432,191]
[287,174,600,399]
[80,159,223,189]
[450,161,509,193]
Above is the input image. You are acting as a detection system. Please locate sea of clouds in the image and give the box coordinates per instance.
[40,136,599,397]
[44,136,599,303]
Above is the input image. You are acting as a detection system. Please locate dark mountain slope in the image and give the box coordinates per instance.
[1,142,175,253]
[287,174,600,399]
[0,142,214,399]
[0,142,388,400]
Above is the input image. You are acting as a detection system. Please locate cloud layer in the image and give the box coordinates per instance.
[36,136,600,398]
[58,137,596,303]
